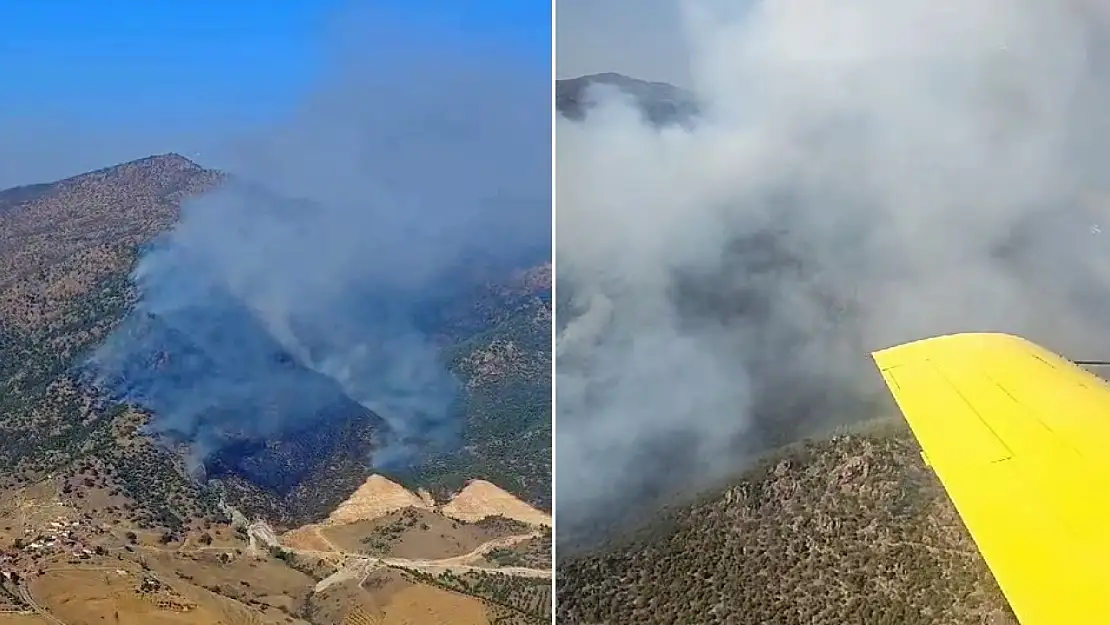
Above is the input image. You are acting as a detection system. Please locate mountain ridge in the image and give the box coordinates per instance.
[556,72,699,125]
[0,151,550,624]
[0,153,549,494]
[553,70,1023,625]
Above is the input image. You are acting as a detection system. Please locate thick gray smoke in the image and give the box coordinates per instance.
[89,12,550,469]
[556,0,1110,536]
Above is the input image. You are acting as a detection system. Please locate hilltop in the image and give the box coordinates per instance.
[0,153,221,328]
[555,73,698,126]
[0,154,551,624]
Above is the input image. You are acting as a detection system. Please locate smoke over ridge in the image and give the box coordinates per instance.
[556,0,1110,537]
[86,9,551,471]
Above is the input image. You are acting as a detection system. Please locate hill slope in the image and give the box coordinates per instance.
[555,424,1017,625]
[0,153,550,518]
[0,154,551,624]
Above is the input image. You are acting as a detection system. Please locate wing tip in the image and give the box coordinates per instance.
[871,331,1028,370]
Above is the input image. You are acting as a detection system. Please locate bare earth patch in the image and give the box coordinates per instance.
[281,527,336,553]
[376,580,489,625]
[441,481,551,527]
[326,476,431,525]
[29,568,219,625]
[284,475,550,556]
[316,569,491,625]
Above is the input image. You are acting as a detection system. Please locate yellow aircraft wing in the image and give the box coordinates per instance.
[872,332,1110,625]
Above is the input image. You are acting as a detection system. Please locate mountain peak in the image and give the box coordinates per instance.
[131,152,203,170]
[72,152,210,181]
[556,72,699,126]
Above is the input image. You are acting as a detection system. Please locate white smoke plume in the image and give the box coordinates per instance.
[556,0,1110,538]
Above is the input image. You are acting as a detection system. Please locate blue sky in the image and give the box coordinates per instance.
[0,0,550,186]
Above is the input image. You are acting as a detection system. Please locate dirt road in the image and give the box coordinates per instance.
[16,584,67,625]
[310,530,551,592]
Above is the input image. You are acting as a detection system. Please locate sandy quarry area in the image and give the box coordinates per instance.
[325,475,432,525]
[282,475,550,553]
[441,480,552,527]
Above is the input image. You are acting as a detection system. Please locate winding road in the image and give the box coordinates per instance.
[258,521,553,592]
[241,521,551,592]
[11,519,550,622]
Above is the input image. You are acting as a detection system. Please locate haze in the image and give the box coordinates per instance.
[82,4,550,468]
[556,0,1110,541]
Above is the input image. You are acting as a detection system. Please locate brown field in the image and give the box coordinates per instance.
[0,467,548,625]
[28,567,309,625]
[364,570,489,625]
[309,569,493,625]
[322,507,525,559]
[377,582,489,625]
